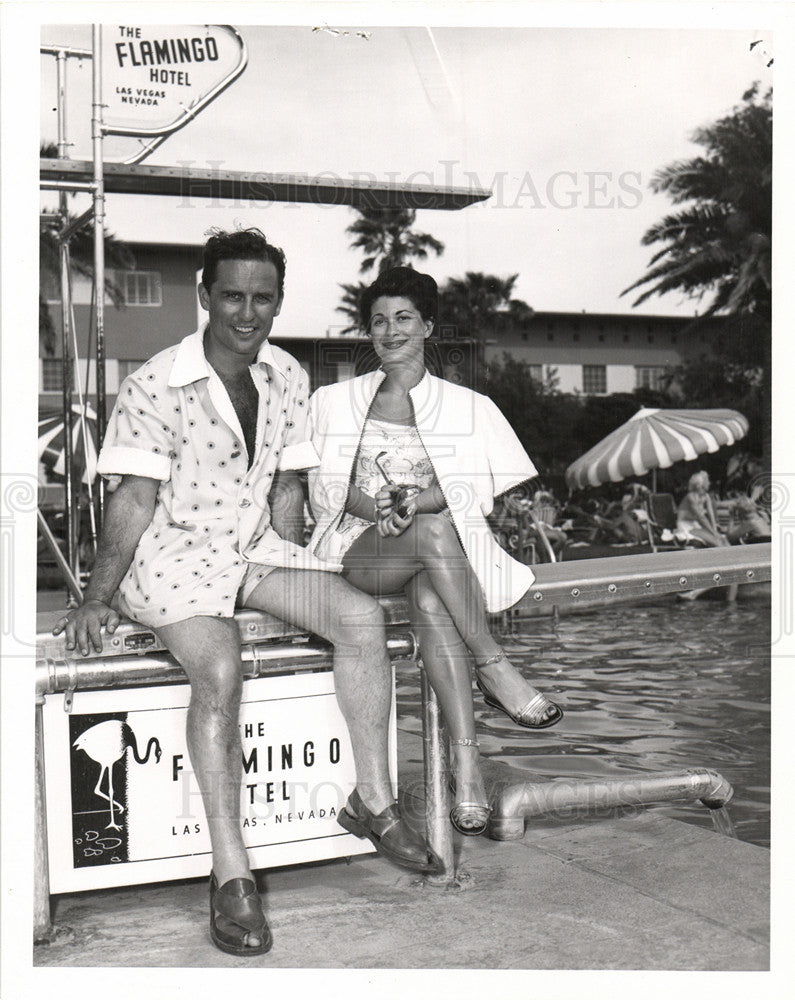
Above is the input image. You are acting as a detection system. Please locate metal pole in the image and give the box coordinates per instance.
[420,668,456,884]
[489,769,735,841]
[34,701,54,942]
[37,509,83,603]
[92,25,107,521]
[40,180,97,193]
[55,49,77,583]
[35,633,418,699]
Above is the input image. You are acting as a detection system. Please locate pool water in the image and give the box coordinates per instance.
[395,588,770,848]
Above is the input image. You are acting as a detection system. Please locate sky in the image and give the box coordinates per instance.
[38,19,776,337]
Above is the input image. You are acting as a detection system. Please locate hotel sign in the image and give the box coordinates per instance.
[101,24,247,135]
[43,671,396,892]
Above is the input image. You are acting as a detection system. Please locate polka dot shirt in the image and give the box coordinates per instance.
[96,328,338,627]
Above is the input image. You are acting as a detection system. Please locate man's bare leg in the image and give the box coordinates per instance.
[245,568,394,814]
[155,616,253,886]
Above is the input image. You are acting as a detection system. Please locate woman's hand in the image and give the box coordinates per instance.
[375,485,417,536]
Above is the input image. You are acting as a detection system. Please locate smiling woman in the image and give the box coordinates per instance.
[307,266,564,837]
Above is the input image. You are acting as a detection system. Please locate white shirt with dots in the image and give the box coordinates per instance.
[97,327,340,627]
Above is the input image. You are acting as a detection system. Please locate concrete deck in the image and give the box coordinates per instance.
[33,729,769,971]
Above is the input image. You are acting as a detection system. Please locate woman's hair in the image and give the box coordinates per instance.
[688,470,709,491]
[201,227,286,295]
[360,266,438,328]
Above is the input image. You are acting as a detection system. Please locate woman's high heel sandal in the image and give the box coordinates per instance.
[475,653,564,730]
[449,738,491,837]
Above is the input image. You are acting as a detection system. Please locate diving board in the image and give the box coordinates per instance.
[40,158,491,210]
[517,542,771,616]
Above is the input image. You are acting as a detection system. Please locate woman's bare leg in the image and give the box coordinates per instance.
[343,516,558,723]
[405,572,488,826]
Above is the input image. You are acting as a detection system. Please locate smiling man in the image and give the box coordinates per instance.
[53,229,442,958]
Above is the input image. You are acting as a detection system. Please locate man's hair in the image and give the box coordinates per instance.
[360,266,438,329]
[201,228,286,295]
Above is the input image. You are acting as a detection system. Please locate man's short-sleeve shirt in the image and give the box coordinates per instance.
[97,327,335,626]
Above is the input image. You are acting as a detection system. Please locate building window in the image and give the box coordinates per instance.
[117,360,148,381]
[582,365,606,394]
[635,366,669,391]
[42,359,66,392]
[109,269,163,306]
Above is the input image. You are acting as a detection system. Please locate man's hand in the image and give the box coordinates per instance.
[53,599,121,656]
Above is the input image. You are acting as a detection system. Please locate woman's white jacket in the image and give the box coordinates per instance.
[307,369,538,612]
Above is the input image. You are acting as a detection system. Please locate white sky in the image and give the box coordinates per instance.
[38,20,776,336]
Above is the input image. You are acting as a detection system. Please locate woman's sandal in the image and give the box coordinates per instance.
[209,872,273,956]
[449,738,491,837]
[475,653,564,730]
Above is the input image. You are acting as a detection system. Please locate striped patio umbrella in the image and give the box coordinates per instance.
[565,407,749,491]
[38,403,98,486]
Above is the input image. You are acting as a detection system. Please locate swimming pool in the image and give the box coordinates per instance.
[395,588,770,847]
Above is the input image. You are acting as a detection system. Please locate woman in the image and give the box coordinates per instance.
[676,471,727,547]
[308,267,562,837]
[676,470,734,600]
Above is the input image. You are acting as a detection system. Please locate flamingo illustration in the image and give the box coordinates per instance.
[73,720,162,830]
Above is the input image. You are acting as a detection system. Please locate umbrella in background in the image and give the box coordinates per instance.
[565,407,749,492]
[38,403,98,486]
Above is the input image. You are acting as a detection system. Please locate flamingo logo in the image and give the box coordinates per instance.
[72,720,162,830]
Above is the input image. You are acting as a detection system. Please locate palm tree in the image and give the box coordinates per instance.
[438,271,532,341]
[336,206,445,333]
[346,206,445,275]
[438,272,533,390]
[335,280,371,336]
[40,142,135,355]
[621,84,771,463]
[621,84,771,322]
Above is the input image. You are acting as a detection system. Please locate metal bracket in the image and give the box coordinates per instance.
[63,658,78,713]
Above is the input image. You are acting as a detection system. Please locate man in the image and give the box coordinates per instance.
[54,229,441,957]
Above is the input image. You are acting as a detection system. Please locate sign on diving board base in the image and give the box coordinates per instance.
[42,670,396,893]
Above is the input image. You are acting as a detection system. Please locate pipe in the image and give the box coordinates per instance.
[528,510,557,563]
[92,25,107,520]
[34,703,54,942]
[420,670,456,885]
[58,207,94,243]
[35,633,417,699]
[40,180,98,192]
[488,769,734,840]
[41,45,92,58]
